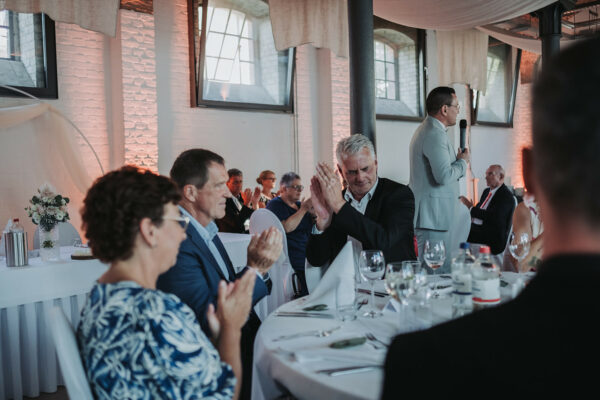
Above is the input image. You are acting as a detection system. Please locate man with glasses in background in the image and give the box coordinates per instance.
[409,86,470,272]
[267,172,314,296]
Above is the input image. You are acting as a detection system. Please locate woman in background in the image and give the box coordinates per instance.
[77,166,254,400]
[256,170,277,207]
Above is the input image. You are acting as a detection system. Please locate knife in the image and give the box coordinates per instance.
[275,311,335,319]
[315,364,382,376]
[357,288,388,298]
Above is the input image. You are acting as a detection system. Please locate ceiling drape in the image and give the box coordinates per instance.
[0,0,120,36]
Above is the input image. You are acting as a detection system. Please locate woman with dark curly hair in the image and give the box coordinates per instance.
[256,170,277,207]
[77,166,254,400]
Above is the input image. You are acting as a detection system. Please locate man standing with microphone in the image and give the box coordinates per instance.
[409,86,469,273]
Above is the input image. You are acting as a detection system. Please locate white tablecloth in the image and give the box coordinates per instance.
[251,273,530,400]
[0,233,251,400]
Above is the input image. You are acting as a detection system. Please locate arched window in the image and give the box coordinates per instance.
[373,18,425,120]
[190,0,294,111]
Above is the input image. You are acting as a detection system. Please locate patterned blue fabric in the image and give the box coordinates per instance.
[77,281,235,399]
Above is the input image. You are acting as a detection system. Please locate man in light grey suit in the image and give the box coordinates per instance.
[409,87,470,272]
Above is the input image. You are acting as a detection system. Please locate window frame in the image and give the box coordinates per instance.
[0,13,58,99]
[373,17,426,122]
[471,42,522,128]
[187,0,295,113]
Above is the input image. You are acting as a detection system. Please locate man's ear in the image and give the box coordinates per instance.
[337,164,343,176]
[182,184,196,202]
[522,147,536,195]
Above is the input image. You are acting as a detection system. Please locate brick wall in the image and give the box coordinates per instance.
[120,10,158,171]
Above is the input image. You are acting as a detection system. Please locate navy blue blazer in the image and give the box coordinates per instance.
[156,223,269,336]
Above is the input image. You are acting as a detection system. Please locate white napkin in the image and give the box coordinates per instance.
[303,242,355,308]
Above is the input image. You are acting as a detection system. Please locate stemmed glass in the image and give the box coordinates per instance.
[423,239,446,275]
[359,250,386,318]
[508,232,531,262]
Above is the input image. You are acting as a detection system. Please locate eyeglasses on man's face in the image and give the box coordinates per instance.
[162,215,190,230]
[447,103,460,111]
[286,185,304,192]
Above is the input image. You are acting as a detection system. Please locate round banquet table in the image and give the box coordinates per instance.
[251,272,532,400]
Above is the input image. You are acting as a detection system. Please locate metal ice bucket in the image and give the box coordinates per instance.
[3,231,29,267]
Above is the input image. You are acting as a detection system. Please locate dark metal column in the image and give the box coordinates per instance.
[537,3,564,70]
[347,0,376,145]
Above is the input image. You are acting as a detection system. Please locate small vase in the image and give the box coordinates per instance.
[39,226,60,261]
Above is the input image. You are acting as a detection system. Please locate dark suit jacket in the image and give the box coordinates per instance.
[382,254,600,397]
[467,183,515,255]
[306,177,416,266]
[216,195,254,234]
[156,223,269,335]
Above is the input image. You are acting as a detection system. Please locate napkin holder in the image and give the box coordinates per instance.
[3,231,29,267]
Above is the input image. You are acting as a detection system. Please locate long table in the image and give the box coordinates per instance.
[0,232,251,400]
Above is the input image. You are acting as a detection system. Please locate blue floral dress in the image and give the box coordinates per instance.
[77,281,235,399]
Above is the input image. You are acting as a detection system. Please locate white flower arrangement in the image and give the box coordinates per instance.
[25,183,70,232]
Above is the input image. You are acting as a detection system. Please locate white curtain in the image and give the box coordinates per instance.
[269,0,348,58]
[0,0,120,36]
[0,103,96,248]
[436,29,489,93]
[372,0,556,31]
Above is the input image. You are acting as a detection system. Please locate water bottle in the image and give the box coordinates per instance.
[471,245,500,310]
[451,242,475,317]
[10,218,24,232]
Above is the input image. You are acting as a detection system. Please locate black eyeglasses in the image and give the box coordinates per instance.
[162,215,190,230]
[287,185,304,191]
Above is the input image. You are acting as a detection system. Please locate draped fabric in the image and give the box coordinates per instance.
[0,102,97,248]
[0,0,120,37]
[436,29,489,93]
[372,0,556,31]
[269,0,348,58]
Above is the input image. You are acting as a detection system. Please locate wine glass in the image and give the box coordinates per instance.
[385,261,416,305]
[359,250,386,318]
[508,232,531,262]
[423,239,446,275]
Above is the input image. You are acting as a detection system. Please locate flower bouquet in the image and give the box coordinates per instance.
[25,184,70,261]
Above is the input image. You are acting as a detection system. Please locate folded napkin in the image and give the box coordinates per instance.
[303,241,355,308]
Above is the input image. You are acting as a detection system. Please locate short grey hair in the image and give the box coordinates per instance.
[336,134,376,164]
[280,172,300,187]
[489,164,505,179]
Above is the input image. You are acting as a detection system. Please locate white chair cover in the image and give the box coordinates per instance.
[249,209,294,321]
[449,199,471,256]
[32,222,82,249]
[46,305,93,400]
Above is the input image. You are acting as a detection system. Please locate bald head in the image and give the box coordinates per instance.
[485,164,504,189]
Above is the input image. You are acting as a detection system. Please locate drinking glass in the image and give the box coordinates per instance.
[423,239,446,275]
[508,232,531,261]
[335,283,357,322]
[359,250,386,318]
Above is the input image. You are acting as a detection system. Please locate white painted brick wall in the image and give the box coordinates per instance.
[120,10,158,171]
[330,54,350,163]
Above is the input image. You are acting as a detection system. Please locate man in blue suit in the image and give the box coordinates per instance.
[157,149,282,400]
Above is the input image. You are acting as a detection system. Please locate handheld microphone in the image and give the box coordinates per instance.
[459,119,467,151]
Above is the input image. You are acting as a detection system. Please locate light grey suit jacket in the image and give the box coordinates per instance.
[409,116,467,231]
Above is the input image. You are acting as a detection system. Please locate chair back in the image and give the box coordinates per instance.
[249,209,295,319]
[33,221,82,249]
[47,306,94,400]
[305,258,329,294]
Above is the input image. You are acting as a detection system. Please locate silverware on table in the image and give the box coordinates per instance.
[274,311,335,319]
[273,326,341,341]
[357,288,388,298]
[315,364,382,376]
[365,332,389,348]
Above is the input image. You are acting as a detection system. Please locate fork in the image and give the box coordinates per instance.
[365,332,389,348]
[273,326,341,341]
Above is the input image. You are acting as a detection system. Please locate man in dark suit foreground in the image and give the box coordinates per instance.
[382,37,600,397]
[157,149,282,400]
[306,134,416,267]
[216,168,260,233]
[460,164,515,254]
